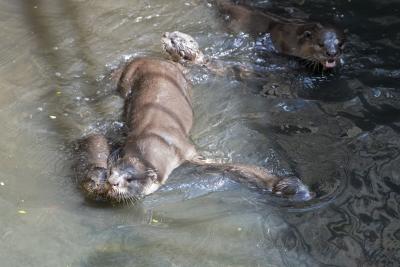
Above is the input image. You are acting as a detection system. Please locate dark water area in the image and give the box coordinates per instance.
[0,0,399,266]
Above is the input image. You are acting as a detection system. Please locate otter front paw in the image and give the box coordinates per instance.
[87,167,107,182]
[82,167,108,196]
[273,177,313,201]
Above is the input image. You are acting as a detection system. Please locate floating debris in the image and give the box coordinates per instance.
[18,210,27,214]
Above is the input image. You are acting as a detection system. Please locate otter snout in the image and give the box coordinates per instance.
[108,172,126,188]
[326,50,338,57]
[273,177,314,201]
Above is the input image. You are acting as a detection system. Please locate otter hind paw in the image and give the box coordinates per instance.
[273,177,313,201]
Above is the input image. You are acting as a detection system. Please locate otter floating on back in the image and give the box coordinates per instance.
[81,57,312,203]
[79,36,313,203]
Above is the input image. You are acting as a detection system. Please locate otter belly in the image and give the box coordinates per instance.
[101,58,198,201]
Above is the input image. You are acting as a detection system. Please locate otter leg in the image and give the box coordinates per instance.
[85,134,110,169]
[189,157,313,201]
[116,60,145,99]
[111,66,124,85]
[81,134,110,194]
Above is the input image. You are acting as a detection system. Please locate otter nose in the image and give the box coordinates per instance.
[326,50,337,57]
[108,174,122,187]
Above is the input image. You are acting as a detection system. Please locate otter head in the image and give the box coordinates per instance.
[105,157,160,202]
[297,24,345,69]
[82,167,108,199]
[273,177,314,201]
[161,31,206,64]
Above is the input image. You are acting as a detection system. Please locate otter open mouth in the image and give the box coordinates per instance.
[324,59,337,68]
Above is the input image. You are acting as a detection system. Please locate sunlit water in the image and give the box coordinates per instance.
[0,0,399,266]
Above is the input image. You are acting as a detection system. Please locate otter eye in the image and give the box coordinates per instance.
[303,31,312,38]
[318,42,324,48]
[126,177,134,182]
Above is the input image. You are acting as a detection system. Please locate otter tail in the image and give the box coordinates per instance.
[189,158,313,201]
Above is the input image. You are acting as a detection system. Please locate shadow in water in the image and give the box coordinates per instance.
[20,0,108,136]
[19,0,121,205]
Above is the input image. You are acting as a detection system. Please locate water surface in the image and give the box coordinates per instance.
[0,0,399,266]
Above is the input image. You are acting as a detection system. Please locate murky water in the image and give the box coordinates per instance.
[0,0,399,266]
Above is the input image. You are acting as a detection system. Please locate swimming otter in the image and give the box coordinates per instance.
[162,31,249,77]
[212,0,345,69]
[161,31,206,65]
[81,57,312,202]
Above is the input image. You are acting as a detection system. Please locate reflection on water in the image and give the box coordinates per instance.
[0,0,399,266]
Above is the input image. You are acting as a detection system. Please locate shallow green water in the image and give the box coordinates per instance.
[0,0,399,266]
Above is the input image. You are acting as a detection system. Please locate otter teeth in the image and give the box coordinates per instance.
[325,60,336,68]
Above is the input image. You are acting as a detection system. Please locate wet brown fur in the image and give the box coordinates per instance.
[117,58,198,184]
[81,134,110,196]
[214,0,345,68]
[80,58,312,201]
